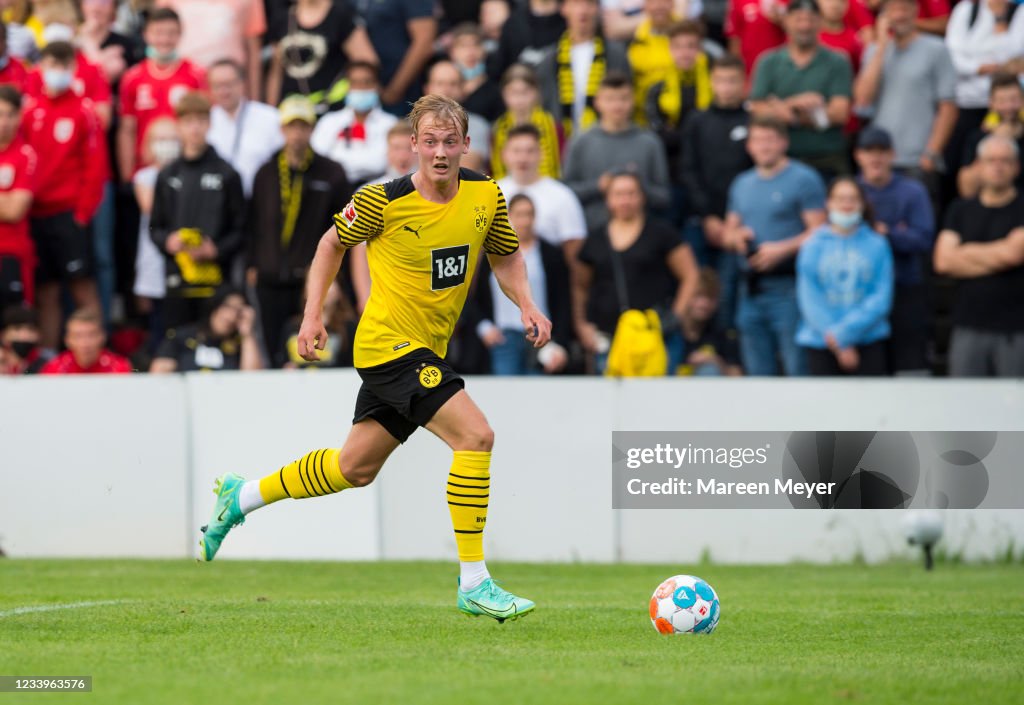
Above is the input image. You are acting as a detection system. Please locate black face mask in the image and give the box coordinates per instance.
[10,341,36,359]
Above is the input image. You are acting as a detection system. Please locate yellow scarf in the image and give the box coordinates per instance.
[657,53,712,127]
[278,147,314,248]
[557,32,605,139]
[490,106,562,180]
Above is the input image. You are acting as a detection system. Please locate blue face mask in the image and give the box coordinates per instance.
[145,46,178,64]
[43,68,74,94]
[346,88,380,112]
[458,62,485,81]
[829,210,862,230]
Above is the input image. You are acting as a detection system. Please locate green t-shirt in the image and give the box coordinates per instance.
[750,47,853,159]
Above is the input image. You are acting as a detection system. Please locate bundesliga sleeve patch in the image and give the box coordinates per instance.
[340,199,358,228]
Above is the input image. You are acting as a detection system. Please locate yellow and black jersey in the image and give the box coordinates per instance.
[333,168,519,368]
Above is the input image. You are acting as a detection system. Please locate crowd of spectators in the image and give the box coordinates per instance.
[0,0,1021,379]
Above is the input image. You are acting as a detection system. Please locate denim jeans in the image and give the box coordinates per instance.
[736,278,807,376]
[92,181,116,326]
[489,329,540,376]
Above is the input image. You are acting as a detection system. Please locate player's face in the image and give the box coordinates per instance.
[747,126,788,168]
[0,100,20,144]
[502,135,541,177]
[669,34,701,71]
[991,86,1023,123]
[413,117,469,184]
[144,19,181,56]
[606,175,645,220]
[710,67,745,107]
[65,321,104,367]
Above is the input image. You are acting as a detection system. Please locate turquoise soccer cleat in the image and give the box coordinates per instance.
[457,578,535,623]
[199,473,246,561]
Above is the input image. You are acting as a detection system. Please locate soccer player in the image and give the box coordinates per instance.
[200,94,552,623]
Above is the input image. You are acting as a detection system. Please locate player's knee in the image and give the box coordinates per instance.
[461,424,494,452]
[340,460,382,488]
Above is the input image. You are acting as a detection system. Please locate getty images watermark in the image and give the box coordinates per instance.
[612,432,1024,509]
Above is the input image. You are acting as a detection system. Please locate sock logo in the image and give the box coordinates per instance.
[476,516,487,523]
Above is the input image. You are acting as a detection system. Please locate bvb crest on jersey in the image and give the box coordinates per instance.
[473,205,489,233]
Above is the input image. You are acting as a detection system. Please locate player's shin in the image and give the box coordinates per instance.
[240,448,353,514]
[447,450,492,589]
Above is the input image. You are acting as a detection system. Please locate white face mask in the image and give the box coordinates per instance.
[828,210,862,230]
[151,138,181,165]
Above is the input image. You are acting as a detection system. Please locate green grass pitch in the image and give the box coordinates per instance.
[2,560,1022,704]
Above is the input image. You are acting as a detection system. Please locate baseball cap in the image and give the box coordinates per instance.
[279,95,317,126]
[856,126,893,150]
[786,0,821,14]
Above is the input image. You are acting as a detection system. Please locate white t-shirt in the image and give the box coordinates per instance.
[569,41,596,131]
[133,166,165,299]
[488,241,548,332]
[208,100,284,197]
[310,106,398,183]
[497,176,588,246]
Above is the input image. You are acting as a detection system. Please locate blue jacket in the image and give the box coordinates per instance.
[858,174,934,287]
[796,223,894,349]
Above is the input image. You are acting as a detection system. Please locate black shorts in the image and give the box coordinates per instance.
[31,212,93,284]
[353,348,465,443]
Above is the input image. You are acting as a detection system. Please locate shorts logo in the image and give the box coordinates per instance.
[54,118,75,144]
[474,206,488,233]
[419,365,442,389]
[0,165,14,189]
[340,200,358,228]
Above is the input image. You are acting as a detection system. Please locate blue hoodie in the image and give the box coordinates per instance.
[796,222,894,350]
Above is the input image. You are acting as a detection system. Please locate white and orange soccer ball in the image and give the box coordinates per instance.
[649,574,720,635]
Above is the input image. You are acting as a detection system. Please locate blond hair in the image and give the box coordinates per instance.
[408,94,469,141]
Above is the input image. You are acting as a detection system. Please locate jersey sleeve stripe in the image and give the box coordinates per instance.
[334,184,387,247]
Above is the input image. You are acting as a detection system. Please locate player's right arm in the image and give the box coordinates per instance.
[297,186,386,361]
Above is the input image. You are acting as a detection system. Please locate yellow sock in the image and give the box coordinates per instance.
[258,448,352,504]
[446,450,491,562]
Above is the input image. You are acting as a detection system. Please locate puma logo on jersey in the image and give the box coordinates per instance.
[403,224,422,238]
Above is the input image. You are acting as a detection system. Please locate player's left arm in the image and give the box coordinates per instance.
[485,182,551,347]
[488,249,552,349]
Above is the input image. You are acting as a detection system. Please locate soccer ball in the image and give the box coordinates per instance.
[649,574,720,635]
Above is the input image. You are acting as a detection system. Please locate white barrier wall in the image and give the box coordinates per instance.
[1,373,1022,563]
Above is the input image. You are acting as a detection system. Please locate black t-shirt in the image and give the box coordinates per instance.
[156,325,242,371]
[269,0,357,105]
[578,219,683,334]
[943,194,1024,332]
